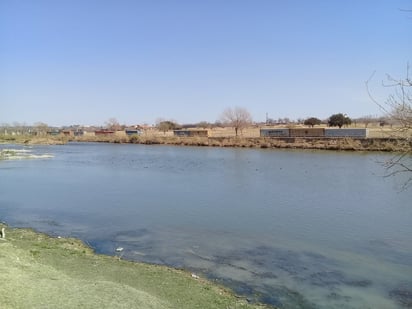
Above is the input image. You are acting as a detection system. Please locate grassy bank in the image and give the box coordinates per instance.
[0,224,270,309]
[73,134,411,152]
[1,133,410,152]
[0,134,68,145]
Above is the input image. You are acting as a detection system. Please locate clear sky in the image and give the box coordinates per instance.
[1,0,411,127]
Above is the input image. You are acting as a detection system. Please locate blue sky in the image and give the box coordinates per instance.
[1,0,411,126]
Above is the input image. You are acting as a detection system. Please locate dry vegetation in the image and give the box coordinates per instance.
[0,134,69,145]
[70,124,411,152]
[1,124,410,152]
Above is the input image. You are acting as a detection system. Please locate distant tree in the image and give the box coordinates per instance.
[213,120,224,128]
[359,115,370,128]
[328,113,352,128]
[355,115,379,128]
[220,107,253,136]
[277,117,291,125]
[33,122,49,136]
[266,118,276,125]
[196,121,211,129]
[180,123,194,129]
[12,122,29,135]
[0,123,9,135]
[304,117,322,127]
[105,118,122,131]
[156,119,179,134]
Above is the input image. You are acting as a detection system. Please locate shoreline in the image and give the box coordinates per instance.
[79,135,410,152]
[1,134,410,153]
[0,223,271,309]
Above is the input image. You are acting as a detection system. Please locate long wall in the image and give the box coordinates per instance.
[260,128,369,138]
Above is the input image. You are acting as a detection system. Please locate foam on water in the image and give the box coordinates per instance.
[0,147,53,160]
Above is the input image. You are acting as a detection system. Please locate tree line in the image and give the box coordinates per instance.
[0,112,399,137]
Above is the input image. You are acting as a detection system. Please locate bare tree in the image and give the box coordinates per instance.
[356,115,376,128]
[220,107,253,136]
[366,66,412,189]
[34,122,49,136]
[0,123,10,135]
[105,118,122,131]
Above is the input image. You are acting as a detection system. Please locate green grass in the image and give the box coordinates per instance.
[0,224,271,309]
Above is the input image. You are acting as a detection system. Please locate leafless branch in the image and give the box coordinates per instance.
[367,65,412,189]
[220,107,253,136]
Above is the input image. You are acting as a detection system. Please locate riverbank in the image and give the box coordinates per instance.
[0,223,270,309]
[0,134,68,145]
[77,135,410,152]
[1,133,410,152]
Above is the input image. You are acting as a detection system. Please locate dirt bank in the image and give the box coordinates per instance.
[80,135,410,152]
[2,133,410,152]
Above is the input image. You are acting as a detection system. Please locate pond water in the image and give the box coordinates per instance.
[1,142,411,308]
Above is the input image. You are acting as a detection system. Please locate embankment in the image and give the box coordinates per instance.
[2,134,410,152]
[79,135,410,152]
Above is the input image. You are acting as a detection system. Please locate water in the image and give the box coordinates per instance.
[1,143,411,308]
